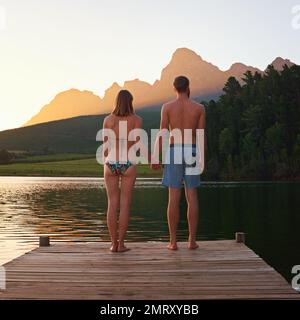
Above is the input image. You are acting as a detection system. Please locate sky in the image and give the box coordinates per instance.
[0,0,300,131]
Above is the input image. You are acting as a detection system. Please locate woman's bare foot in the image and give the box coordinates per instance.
[118,243,131,253]
[110,242,118,253]
[167,243,178,250]
[188,242,199,250]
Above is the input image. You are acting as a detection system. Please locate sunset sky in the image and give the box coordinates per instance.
[0,0,300,131]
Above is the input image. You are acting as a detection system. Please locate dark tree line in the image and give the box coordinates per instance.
[0,149,13,165]
[203,64,300,181]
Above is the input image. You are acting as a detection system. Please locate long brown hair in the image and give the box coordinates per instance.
[112,90,134,116]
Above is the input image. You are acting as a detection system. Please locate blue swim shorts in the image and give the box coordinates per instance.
[162,144,201,189]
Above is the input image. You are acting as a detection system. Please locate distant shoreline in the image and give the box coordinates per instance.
[0,173,299,183]
[0,154,299,181]
[0,157,162,178]
[0,176,299,188]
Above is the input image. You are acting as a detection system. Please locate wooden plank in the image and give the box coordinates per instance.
[0,241,299,300]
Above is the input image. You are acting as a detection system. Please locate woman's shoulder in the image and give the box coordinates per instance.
[104,113,142,123]
[120,113,142,124]
[129,114,142,128]
[103,114,116,126]
[132,113,142,122]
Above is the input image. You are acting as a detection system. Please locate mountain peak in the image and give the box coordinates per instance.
[110,82,121,89]
[227,62,260,75]
[270,57,294,71]
[228,62,247,71]
[24,89,102,126]
[172,47,202,61]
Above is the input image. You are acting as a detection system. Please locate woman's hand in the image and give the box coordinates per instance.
[150,163,161,170]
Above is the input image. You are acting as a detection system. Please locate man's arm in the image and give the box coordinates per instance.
[160,104,169,131]
[198,105,205,130]
[159,104,169,152]
[151,104,169,168]
[197,105,206,171]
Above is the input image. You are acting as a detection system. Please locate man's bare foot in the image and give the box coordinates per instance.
[167,243,178,250]
[188,242,199,250]
[110,242,118,253]
[118,243,131,253]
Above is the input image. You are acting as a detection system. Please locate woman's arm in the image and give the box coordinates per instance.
[131,115,152,163]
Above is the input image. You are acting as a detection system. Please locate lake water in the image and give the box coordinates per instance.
[0,177,299,283]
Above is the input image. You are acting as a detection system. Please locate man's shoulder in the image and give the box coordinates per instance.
[162,99,177,111]
[190,99,204,108]
[164,99,178,107]
[191,100,205,113]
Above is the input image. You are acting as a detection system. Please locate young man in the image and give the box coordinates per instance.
[152,76,205,250]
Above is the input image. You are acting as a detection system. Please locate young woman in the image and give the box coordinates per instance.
[103,90,142,253]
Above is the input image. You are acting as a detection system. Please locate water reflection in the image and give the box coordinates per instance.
[0,177,299,282]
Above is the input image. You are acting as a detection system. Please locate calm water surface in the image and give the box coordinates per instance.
[0,177,299,283]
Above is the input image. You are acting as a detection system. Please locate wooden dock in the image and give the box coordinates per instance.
[0,237,299,300]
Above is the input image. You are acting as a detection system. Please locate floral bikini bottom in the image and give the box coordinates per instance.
[106,161,133,176]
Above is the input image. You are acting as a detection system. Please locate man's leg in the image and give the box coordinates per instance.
[167,187,182,250]
[184,187,199,249]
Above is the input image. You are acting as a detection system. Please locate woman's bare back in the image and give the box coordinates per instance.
[103,113,142,161]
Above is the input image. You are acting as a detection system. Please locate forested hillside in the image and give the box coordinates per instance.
[205,64,300,180]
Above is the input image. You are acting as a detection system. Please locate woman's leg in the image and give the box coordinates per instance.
[104,165,120,252]
[118,165,137,252]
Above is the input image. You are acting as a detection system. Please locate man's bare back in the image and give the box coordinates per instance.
[161,97,205,144]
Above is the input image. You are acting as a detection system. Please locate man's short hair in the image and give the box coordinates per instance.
[173,76,190,93]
